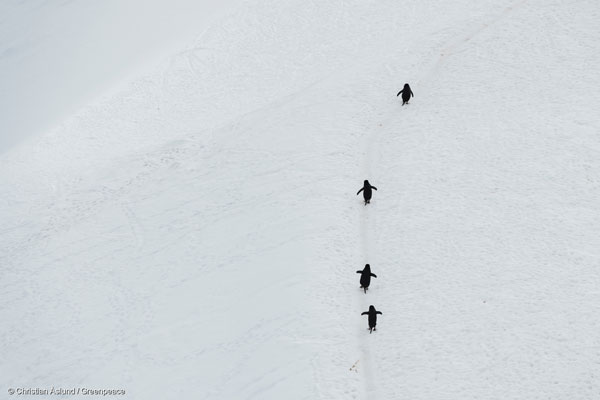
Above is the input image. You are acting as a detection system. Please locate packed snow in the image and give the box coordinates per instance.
[2,0,600,399]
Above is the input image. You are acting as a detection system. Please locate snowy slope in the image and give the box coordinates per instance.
[2,0,600,399]
[0,0,239,151]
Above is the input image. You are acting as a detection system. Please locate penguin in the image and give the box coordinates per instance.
[356,180,378,205]
[396,83,414,105]
[356,264,377,293]
[361,305,383,333]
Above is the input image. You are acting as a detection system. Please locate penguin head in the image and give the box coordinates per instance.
[369,305,375,312]
[364,264,371,272]
[364,179,369,185]
[404,83,410,89]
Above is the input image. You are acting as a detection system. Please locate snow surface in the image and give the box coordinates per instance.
[2,0,600,399]
[0,0,239,151]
